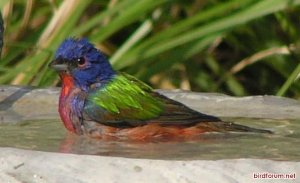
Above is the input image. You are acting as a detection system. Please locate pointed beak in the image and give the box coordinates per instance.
[49,59,68,71]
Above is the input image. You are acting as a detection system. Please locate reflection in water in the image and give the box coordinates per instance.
[0,118,299,160]
[58,132,243,159]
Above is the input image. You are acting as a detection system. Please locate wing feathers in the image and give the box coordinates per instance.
[84,73,221,127]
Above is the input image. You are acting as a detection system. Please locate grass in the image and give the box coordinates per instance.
[0,0,300,98]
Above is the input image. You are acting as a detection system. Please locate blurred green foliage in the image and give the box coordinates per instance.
[0,0,300,98]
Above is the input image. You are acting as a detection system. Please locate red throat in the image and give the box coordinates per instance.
[58,72,76,132]
[59,73,74,98]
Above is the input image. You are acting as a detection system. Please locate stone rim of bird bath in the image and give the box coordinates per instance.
[0,86,300,124]
[0,147,299,183]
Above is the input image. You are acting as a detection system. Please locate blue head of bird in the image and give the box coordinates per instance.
[50,38,115,90]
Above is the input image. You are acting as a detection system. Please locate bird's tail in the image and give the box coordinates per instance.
[197,121,273,134]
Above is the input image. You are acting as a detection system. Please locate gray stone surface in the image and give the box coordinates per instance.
[159,89,300,120]
[0,148,299,183]
[0,86,300,124]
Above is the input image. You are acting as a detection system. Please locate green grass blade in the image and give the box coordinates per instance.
[90,0,169,42]
[277,62,300,96]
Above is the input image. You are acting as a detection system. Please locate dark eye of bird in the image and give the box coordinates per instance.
[77,57,85,66]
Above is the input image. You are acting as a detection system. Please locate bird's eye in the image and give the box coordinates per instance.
[77,57,86,66]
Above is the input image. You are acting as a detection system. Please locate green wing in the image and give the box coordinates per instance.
[84,73,221,127]
[84,73,164,125]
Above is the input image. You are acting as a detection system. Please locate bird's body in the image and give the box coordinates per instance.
[50,38,271,141]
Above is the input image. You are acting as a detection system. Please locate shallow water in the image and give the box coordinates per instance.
[0,118,299,161]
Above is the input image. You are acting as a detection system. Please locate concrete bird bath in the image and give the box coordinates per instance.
[0,86,299,182]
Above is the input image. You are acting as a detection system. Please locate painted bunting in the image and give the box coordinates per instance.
[49,38,271,140]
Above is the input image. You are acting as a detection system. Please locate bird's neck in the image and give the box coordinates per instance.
[59,73,74,98]
[58,73,78,133]
[73,61,116,91]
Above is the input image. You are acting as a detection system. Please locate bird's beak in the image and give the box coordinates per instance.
[49,59,68,71]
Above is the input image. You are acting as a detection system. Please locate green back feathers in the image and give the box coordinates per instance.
[86,73,164,121]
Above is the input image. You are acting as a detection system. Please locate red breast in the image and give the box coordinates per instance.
[58,73,76,133]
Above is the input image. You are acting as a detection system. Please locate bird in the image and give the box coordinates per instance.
[49,38,271,141]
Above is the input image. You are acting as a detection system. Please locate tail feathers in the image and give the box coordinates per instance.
[198,121,273,134]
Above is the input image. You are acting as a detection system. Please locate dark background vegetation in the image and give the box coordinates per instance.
[0,0,300,98]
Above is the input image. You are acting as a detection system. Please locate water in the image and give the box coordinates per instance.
[0,118,299,161]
